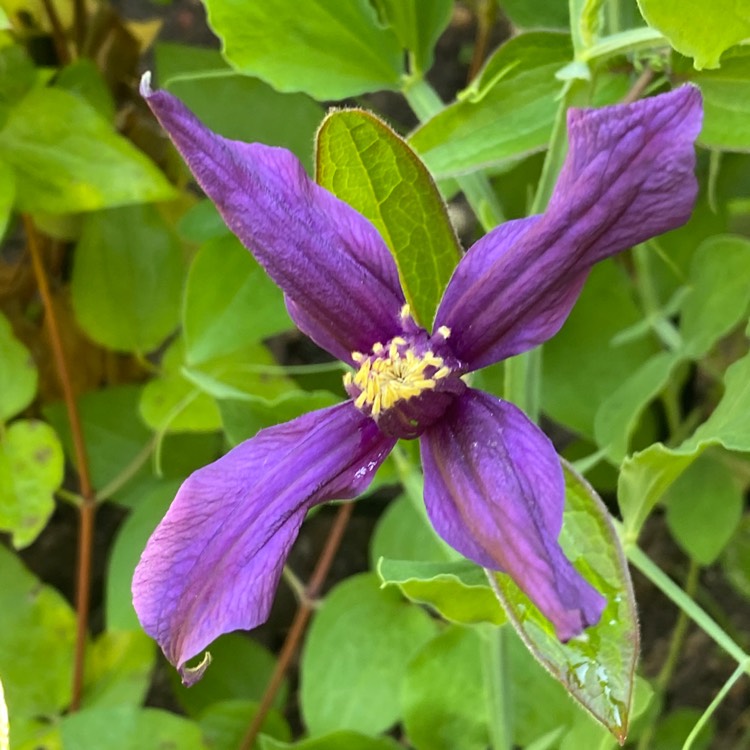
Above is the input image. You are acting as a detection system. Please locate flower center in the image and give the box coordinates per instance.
[344,335,452,417]
[343,314,464,439]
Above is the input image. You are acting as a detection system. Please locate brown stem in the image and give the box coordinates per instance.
[621,66,655,105]
[73,0,88,54]
[41,0,71,64]
[238,502,354,750]
[467,0,497,83]
[23,216,95,712]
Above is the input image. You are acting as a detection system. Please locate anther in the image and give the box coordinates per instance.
[437,325,451,340]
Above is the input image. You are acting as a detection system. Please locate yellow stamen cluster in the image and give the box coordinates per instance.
[344,337,452,417]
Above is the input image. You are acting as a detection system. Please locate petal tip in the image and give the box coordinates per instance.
[140,70,153,98]
[178,650,212,687]
[555,587,607,643]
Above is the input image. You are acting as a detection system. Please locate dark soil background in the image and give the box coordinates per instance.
[14,1,750,747]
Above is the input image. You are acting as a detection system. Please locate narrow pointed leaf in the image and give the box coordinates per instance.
[316,109,461,327]
[488,462,638,743]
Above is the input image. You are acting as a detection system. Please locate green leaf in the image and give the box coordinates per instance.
[316,109,461,327]
[139,340,221,433]
[82,630,155,709]
[408,32,571,179]
[402,626,489,750]
[200,700,291,750]
[300,572,437,736]
[664,453,743,565]
[617,444,695,543]
[72,204,184,354]
[156,42,324,173]
[636,0,750,69]
[170,634,287,717]
[0,675,7,750]
[260,732,402,750]
[0,545,76,721]
[542,260,658,440]
[60,707,205,750]
[680,235,750,358]
[0,88,175,213]
[378,558,506,626]
[373,0,453,75]
[688,47,750,151]
[183,345,296,403]
[0,159,14,239]
[140,369,221,434]
[578,0,605,49]
[219,390,339,445]
[369,493,453,567]
[177,199,228,244]
[55,58,115,120]
[203,0,404,100]
[489,463,638,742]
[619,349,750,539]
[0,310,37,421]
[592,235,750,461]
[722,515,750,599]
[0,419,64,547]
[106,481,179,630]
[594,351,681,462]
[500,0,569,28]
[45,385,151,500]
[652,707,715,750]
[183,234,290,364]
[507,629,586,746]
[0,45,37,125]
[569,0,606,56]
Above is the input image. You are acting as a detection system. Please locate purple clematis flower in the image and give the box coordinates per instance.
[133,75,702,685]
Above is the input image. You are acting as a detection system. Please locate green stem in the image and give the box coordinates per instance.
[683,661,748,750]
[626,543,750,669]
[95,436,157,502]
[636,561,700,750]
[633,243,682,351]
[655,562,699,692]
[503,349,541,419]
[503,79,588,417]
[401,77,505,230]
[482,625,514,750]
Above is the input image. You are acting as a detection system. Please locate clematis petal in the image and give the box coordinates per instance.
[132,402,395,684]
[420,388,606,641]
[141,76,404,364]
[436,86,702,369]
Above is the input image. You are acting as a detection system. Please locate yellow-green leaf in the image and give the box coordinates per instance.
[316,109,461,328]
